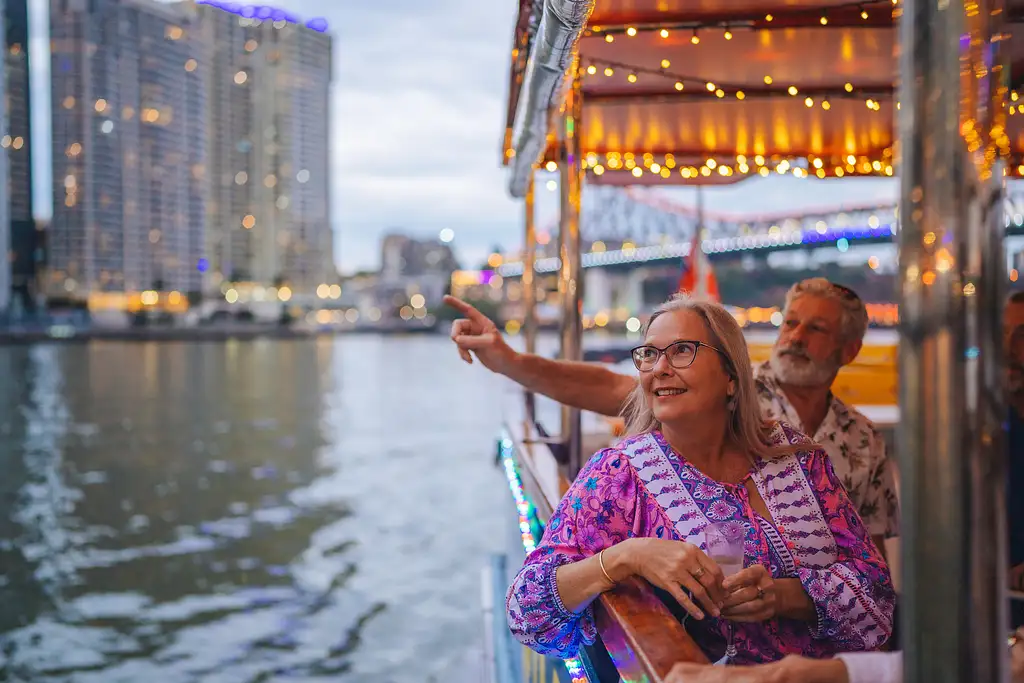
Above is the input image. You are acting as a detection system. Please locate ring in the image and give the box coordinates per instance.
[692,566,706,579]
[756,588,766,600]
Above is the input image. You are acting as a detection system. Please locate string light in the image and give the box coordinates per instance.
[499,437,589,683]
[578,150,897,180]
[691,29,700,44]
[581,1,890,39]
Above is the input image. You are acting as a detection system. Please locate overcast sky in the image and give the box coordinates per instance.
[27,0,899,275]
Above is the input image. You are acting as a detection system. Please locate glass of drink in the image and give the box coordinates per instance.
[705,521,746,662]
[705,520,746,576]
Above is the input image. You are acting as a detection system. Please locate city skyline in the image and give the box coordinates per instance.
[41,0,333,303]
[24,0,901,278]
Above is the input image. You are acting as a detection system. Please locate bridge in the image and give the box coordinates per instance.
[487,187,1024,320]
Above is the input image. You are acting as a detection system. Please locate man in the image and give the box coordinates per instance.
[660,628,1024,683]
[445,277,900,551]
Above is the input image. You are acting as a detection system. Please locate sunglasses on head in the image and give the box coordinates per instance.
[828,282,862,302]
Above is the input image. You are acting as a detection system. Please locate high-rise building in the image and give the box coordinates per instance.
[197,3,333,295]
[4,0,39,315]
[48,0,207,302]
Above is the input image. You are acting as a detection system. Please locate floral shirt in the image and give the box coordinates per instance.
[754,361,901,539]
[505,424,895,662]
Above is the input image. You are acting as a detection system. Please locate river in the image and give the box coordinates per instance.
[0,335,520,683]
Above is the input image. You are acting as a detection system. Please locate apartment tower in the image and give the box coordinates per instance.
[49,0,207,301]
[197,3,333,295]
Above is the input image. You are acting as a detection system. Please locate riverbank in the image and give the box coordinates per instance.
[0,322,443,344]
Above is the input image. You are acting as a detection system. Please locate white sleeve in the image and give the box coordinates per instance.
[834,652,902,683]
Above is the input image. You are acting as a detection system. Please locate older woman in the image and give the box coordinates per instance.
[506,294,894,664]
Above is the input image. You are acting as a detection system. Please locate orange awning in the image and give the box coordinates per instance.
[502,0,1024,195]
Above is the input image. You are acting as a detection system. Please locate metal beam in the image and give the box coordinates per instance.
[581,84,895,104]
[559,68,584,476]
[587,2,895,32]
[897,0,1009,680]
[523,173,538,422]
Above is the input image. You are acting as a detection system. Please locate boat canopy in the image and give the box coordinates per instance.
[501,0,1024,196]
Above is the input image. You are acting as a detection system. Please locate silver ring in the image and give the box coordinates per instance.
[756,588,766,600]
[692,566,706,579]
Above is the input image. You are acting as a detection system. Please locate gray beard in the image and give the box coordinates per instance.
[769,350,840,387]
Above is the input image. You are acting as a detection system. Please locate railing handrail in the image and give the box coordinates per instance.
[507,418,708,682]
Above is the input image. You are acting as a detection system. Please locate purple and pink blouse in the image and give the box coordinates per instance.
[505,422,895,663]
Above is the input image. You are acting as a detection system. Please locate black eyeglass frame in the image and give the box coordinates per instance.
[630,340,728,372]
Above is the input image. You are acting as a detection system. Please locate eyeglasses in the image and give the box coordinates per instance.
[631,340,726,372]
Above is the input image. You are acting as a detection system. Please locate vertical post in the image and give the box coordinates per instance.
[963,0,1010,678]
[559,65,584,477]
[898,0,1008,681]
[523,173,538,422]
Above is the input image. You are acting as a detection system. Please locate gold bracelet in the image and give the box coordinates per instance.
[598,549,615,587]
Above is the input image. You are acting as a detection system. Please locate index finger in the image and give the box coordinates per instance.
[442,295,488,322]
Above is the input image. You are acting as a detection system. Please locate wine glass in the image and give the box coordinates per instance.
[705,521,746,662]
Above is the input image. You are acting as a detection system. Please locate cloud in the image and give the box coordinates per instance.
[274,0,524,272]
[27,0,907,276]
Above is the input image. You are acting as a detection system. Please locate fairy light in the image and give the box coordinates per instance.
[500,437,589,683]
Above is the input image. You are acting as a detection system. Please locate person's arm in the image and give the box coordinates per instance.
[505,447,640,657]
[502,353,637,417]
[796,447,896,651]
[445,295,635,416]
[833,652,902,683]
[664,655,851,683]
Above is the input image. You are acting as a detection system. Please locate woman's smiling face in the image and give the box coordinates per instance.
[638,309,734,426]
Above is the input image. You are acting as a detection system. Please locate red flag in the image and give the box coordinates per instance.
[678,233,720,302]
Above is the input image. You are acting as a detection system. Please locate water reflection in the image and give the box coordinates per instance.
[0,337,509,682]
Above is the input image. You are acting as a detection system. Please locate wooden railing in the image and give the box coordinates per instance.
[507,419,709,683]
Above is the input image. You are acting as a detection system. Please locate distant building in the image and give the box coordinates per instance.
[48,0,207,302]
[376,234,459,314]
[197,3,333,295]
[380,234,459,281]
[3,0,39,315]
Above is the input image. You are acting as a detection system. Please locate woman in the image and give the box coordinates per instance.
[506,294,894,663]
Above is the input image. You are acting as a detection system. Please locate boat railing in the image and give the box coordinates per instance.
[505,415,709,682]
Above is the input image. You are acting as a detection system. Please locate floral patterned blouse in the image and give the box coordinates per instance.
[505,423,895,663]
[754,361,901,540]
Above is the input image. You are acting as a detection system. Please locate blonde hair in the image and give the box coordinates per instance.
[622,293,794,461]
